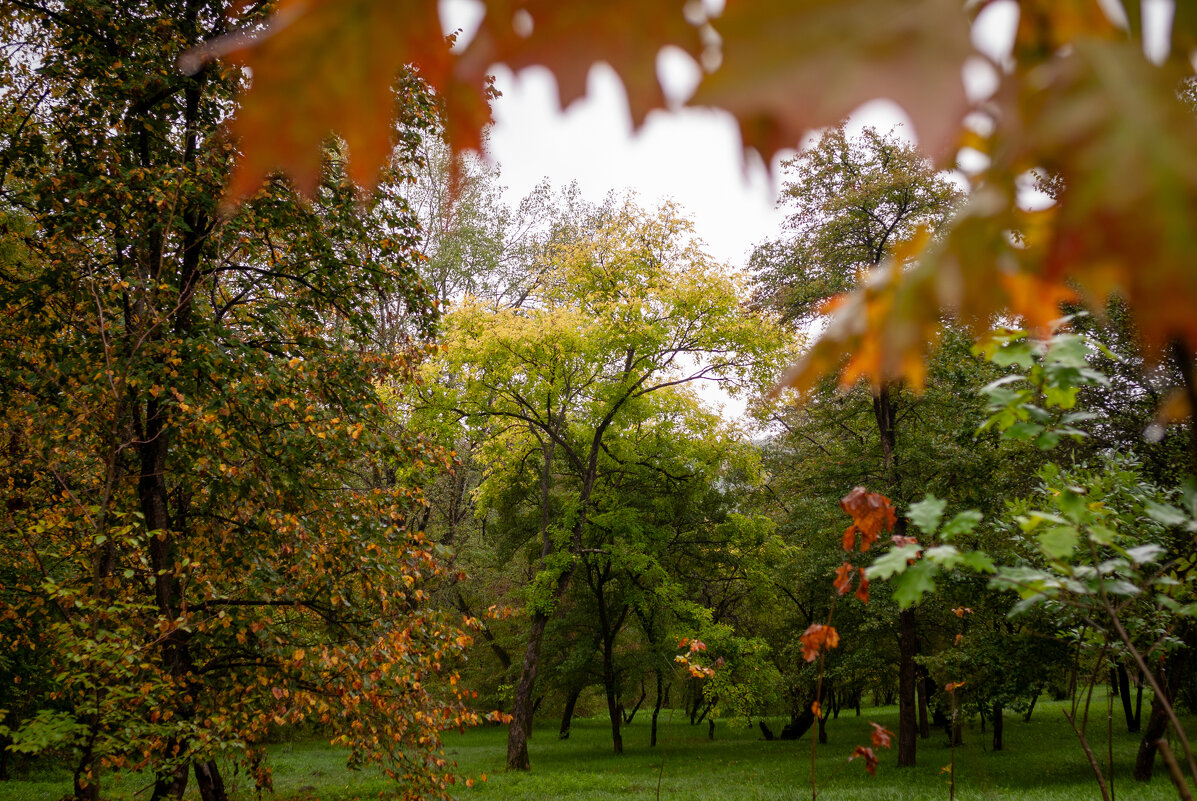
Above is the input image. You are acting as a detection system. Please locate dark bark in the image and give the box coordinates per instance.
[1134,644,1187,781]
[708,718,715,740]
[817,709,827,744]
[1024,689,1039,723]
[992,701,1004,751]
[781,709,815,741]
[1134,690,1172,781]
[1117,663,1139,732]
[916,666,931,739]
[507,612,549,770]
[559,686,582,740]
[897,606,918,766]
[759,721,775,740]
[650,668,664,747]
[623,680,646,724]
[193,760,227,801]
[508,437,571,770]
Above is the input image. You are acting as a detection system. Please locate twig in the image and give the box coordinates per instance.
[1063,709,1111,801]
[1159,739,1194,801]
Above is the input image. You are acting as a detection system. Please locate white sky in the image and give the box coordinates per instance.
[442,1,1030,268]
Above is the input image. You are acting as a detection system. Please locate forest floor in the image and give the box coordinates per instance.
[5,696,1193,800]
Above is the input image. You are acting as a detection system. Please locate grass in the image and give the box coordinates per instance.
[4,695,1192,800]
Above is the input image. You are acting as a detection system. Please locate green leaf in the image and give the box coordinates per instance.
[990,341,1034,368]
[959,550,996,573]
[1038,525,1079,560]
[940,510,983,540]
[892,560,937,609]
[1124,544,1165,564]
[866,544,923,580]
[907,495,947,536]
[923,544,960,569]
[1145,501,1191,528]
[1088,524,1118,545]
[1056,488,1088,522]
[1004,421,1044,440]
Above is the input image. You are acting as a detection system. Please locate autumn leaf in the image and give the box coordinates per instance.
[833,561,854,595]
[839,487,897,551]
[854,570,870,604]
[869,722,893,749]
[799,623,840,662]
[459,0,702,126]
[694,0,972,164]
[850,745,880,775]
[213,0,468,198]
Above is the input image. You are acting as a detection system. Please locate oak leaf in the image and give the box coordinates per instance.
[694,0,972,164]
[799,623,840,662]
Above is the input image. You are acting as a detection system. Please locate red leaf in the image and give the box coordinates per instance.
[799,623,840,662]
[833,562,854,596]
[854,570,870,604]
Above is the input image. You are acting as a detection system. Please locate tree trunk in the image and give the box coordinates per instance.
[897,607,918,767]
[708,718,715,740]
[194,760,227,801]
[1117,663,1139,733]
[1133,643,1187,781]
[650,668,664,747]
[992,701,1004,752]
[507,612,550,770]
[1024,689,1039,723]
[817,709,827,744]
[917,667,931,739]
[1133,690,1170,781]
[507,436,574,770]
[602,644,623,754]
[559,686,582,740]
[623,679,646,724]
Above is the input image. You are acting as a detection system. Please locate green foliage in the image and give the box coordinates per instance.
[0,4,477,797]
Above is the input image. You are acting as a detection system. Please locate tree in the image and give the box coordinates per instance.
[425,197,786,768]
[751,125,960,767]
[202,1,1197,418]
[0,4,477,800]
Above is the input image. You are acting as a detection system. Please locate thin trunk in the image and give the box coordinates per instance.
[1133,642,1188,782]
[559,686,582,740]
[1024,689,1039,722]
[992,702,1004,752]
[650,669,664,747]
[602,640,623,754]
[897,607,918,766]
[1117,663,1138,733]
[623,680,646,724]
[917,667,931,739]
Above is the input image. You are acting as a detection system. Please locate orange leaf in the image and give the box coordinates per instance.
[460,1,702,127]
[869,722,893,749]
[694,0,971,165]
[213,0,482,198]
[839,487,896,551]
[799,623,840,662]
[833,562,854,596]
[850,745,879,775]
[854,570,870,604]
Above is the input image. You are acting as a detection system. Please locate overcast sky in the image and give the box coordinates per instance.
[449,1,1035,268]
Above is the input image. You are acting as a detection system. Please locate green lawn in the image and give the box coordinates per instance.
[4,696,1191,800]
